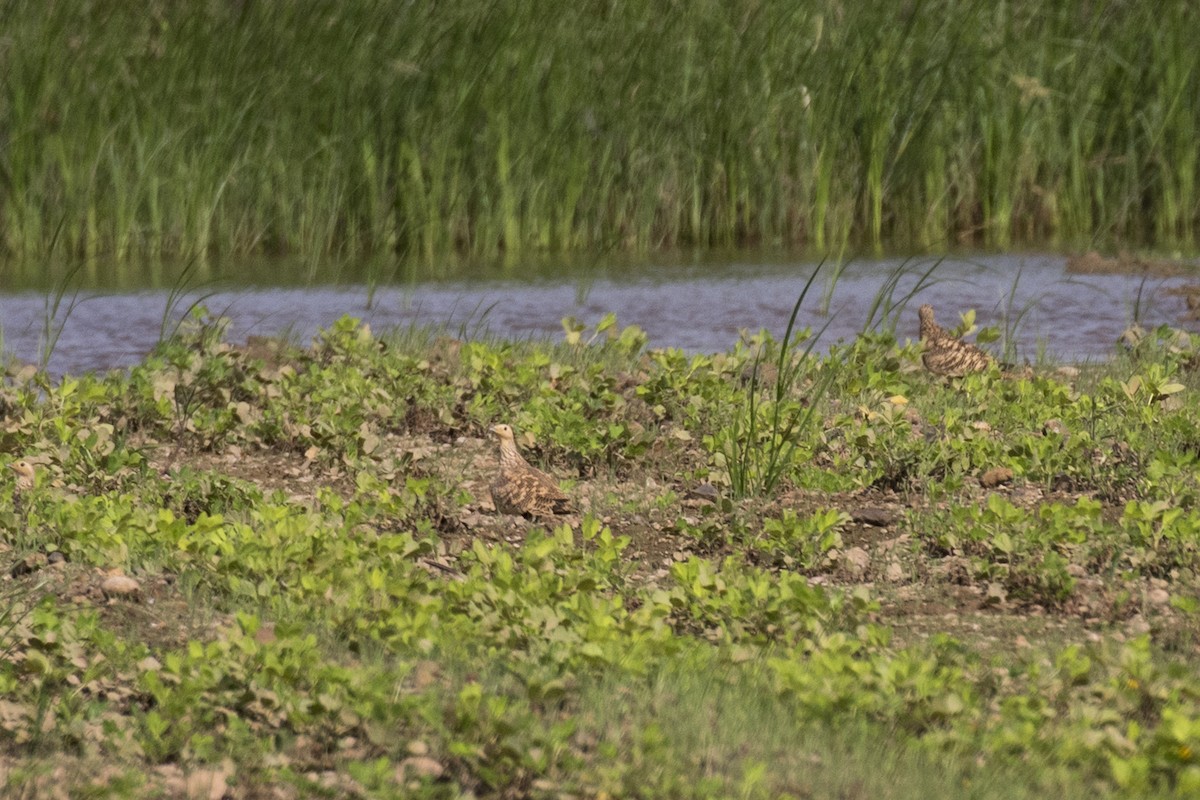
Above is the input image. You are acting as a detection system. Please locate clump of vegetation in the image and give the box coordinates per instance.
[3,313,1200,796]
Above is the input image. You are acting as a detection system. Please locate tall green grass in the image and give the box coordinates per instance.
[1,0,1198,264]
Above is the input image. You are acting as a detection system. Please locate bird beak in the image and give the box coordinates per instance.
[7,464,19,473]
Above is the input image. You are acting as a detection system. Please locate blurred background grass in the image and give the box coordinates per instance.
[2,0,1197,266]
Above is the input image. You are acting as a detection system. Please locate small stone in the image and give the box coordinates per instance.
[100,575,141,597]
[885,561,904,582]
[184,765,231,800]
[984,582,1008,605]
[411,661,441,690]
[850,507,898,527]
[395,756,444,782]
[980,467,1014,488]
[687,483,720,502]
[842,547,870,577]
[1148,588,1171,606]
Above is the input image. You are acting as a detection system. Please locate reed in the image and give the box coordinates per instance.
[726,264,837,499]
[1,0,1198,265]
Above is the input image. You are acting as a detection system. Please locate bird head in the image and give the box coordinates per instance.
[917,304,937,336]
[489,423,516,443]
[9,459,36,489]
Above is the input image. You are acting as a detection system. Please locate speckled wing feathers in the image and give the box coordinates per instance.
[489,426,572,518]
[917,304,995,377]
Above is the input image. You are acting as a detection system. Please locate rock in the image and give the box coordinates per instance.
[410,661,441,690]
[100,575,141,598]
[885,561,904,582]
[980,467,1014,488]
[1162,395,1185,412]
[880,534,911,552]
[850,506,898,527]
[396,756,445,782]
[157,763,233,800]
[185,767,230,800]
[984,582,1007,605]
[459,512,490,529]
[1148,588,1171,606]
[686,483,720,503]
[842,547,870,577]
[1126,614,1151,636]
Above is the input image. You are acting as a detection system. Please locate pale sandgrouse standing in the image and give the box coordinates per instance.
[9,459,35,522]
[917,304,995,377]
[489,424,572,518]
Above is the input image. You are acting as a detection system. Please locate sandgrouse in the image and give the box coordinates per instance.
[489,424,572,518]
[10,460,36,492]
[9,459,35,520]
[917,304,995,377]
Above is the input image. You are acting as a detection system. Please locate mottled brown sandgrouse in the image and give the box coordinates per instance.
[917,304,995,377]
[489,424,572,518]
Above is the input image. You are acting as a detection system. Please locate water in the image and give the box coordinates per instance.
[0,253,1196,376]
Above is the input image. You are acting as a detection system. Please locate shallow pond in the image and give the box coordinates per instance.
[0,252,1196,376]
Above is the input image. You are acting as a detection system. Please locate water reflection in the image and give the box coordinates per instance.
[0,253,1196,376]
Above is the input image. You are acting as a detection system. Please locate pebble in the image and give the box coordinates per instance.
[395,756,445,781]
[980,467,1014,488]
[842,546,870,577]
[1148,588,1171,606]
[851,506,898,527]
[100,575,141,597]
